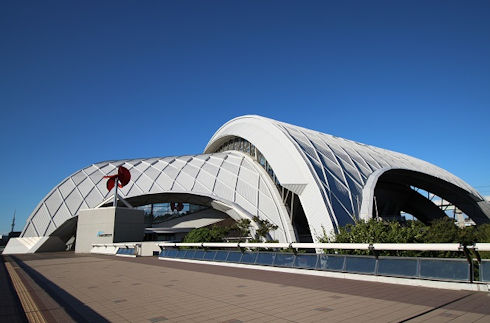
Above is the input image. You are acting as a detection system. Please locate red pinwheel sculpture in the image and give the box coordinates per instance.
[104,166,131,206]
[104,166,131,192]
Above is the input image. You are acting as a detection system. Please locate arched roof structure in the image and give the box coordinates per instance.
[18,115,490,245]
[21,152,293,242]
[205,115,490,238]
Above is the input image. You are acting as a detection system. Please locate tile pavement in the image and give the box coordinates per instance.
[8,253,490,323]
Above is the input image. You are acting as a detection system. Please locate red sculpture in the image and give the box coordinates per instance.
[104,166,131,191]
[170,202,184,212]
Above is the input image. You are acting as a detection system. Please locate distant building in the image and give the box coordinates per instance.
[1,231,20,247]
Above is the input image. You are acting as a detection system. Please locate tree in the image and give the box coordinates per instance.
[251,215,278,242]
[477,223,490,243]
[234,218,251,240]
[476,224,490,258]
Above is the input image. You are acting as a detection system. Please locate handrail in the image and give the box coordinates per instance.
[94,241,490,253]
[240,242,291,249]
[474,243,490,252]
[92,242,140,248]
[203,242,240,248]
[292,243,371,250]
[156,242,469,252]
[371,243,462,251]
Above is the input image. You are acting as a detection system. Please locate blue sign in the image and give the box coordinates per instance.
[97,231,112,237]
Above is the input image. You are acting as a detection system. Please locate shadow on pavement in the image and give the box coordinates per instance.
[0,256,28,323]
[11,256,109,323]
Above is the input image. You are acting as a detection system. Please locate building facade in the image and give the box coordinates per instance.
[9,115,490,252]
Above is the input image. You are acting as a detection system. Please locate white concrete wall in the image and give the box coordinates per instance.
[90,244,119,255]
[3,237,43,254]
[75,207,145,253]
[139,242,161,256]
[3,236,67,254]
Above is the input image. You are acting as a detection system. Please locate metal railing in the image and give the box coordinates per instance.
[89,241,490,283]
[157,242,490,252]
[157,242,490,283]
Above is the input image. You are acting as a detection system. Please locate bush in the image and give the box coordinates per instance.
[320,219,425,243]
[183,226,231,243]
[476,224,490,243]
[318,219,425,256]
[183,216,280,246]
[318,217,488,258]
[476,224,490,258]
[234,219,251,241]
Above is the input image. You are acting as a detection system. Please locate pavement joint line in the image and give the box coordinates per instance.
[4,258,47,323]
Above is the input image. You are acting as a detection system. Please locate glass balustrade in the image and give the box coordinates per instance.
[480,260,490,282]
[158,248,474,282]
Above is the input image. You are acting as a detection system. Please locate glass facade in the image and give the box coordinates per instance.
[136,203,208,225]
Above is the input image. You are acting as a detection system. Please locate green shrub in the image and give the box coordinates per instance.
[183,225,231,243]
[318,217,488,258]
[252,215,278,241]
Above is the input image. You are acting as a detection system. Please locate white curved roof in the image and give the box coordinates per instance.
[21,152,293,242]
[19,115,489,245]
[205,115,487,237]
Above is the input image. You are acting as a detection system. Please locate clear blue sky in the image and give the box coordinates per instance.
[1,1,489,235]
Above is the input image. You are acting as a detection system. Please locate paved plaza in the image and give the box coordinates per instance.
[2,252,490,322]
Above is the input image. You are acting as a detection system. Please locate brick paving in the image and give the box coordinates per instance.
[7,252,490,322]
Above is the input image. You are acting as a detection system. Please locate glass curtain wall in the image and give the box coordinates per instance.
[136,203,208,225]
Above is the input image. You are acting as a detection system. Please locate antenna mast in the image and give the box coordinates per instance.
[10,210,16,233]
